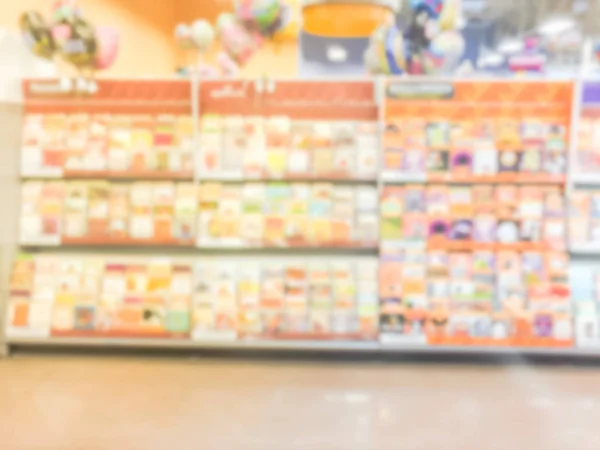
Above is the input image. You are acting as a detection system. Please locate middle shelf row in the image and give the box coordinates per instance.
[19,179,589,251]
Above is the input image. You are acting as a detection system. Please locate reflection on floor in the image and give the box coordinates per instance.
[1,353,600,449]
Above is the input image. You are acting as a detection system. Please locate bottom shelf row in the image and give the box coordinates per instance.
[6,252,599,349]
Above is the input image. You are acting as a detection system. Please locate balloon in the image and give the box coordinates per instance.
[94,26,119,70]
[217,13,261,66]
[424,30,464,74]
[52,0,81,24]
[236,0,283,37]
[217,51,239,77]
[437,0,458,31]
[20,11,57,60]
[364,25,407,75]
[58,16,98,71]
[190,20,215,52]
[175,23,193,49]
[409,0,445,19]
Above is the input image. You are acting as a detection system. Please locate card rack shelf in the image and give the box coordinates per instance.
[7,76,600,357]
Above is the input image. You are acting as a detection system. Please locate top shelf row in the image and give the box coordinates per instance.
[20,78,586,184]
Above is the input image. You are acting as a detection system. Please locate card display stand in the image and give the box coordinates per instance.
[4,76,600,357]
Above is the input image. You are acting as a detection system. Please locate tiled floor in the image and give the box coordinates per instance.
[1,353,600,449]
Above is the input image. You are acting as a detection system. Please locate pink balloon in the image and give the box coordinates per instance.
[220,21,260,66]
[217,51,239,77]
[52,24,71,42]
[94,26,119,70]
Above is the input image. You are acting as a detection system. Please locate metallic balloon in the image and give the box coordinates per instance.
[57,16,98,71]
[364,25,407,75]
[174,23,194,49]
[20,11,57,60]
[236,0,283,38]
[94,26,119,70]
[217,13,261,67]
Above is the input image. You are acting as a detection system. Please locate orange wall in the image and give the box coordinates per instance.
[0,0,297,77]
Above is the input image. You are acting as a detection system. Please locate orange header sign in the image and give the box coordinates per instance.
[23,79,192,115]
[199,79,377,121]
[385,80,574,122]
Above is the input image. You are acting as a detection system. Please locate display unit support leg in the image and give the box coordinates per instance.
[0,342,10,358]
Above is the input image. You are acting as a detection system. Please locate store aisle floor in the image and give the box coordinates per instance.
[1,354,600,450]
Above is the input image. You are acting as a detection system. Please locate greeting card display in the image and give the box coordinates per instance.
[379,245,572,347]
[6,255,378,341]
[199,115,379,181]
[383,81,572,184]
[380,184,567,252]
[197,182,378,248]
[21,114,194,178]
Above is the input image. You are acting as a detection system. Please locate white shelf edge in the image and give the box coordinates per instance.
[571,174,600,185]
[570,245,600,255]
[380,172,427,183]
[378,343,589,356]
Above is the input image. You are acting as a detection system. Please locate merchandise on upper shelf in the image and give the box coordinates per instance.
[379,245,572,348]
[21,114,195,178]
[6,255,379,341]
[19,180,379,248]
[382,118,568,184]
[198,115,379,181]
[382,80,573,186]
[380,184,567,252]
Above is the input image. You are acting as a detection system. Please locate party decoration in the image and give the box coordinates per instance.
[52,0,81,24]
[190,20,215,52]
[410,0,445,19]
[424,30,465,75]
[365,0,464,76]
[56,16,98,71]
[175,23,194,49]
[364,25,407,75]
[19,2,120,74]
[217,52,240,77]
[20,11,57,60]
[217,13,261,67]
[94,26,120,70]
[237,0,282,37]
[175,20,215,52]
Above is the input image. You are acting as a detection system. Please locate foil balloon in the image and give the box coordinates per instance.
[57,16,98,71]
[364,25,407,75]
[94,26,119,70]
[217,51,240,77]
[174,23,194,49]
[190,20,215,52]
[424,30,465,74]
[409,0,445,19]
[236,0,283,38]
[20,11,57,60]
[217,13,261,66]
[52,0,82,24]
